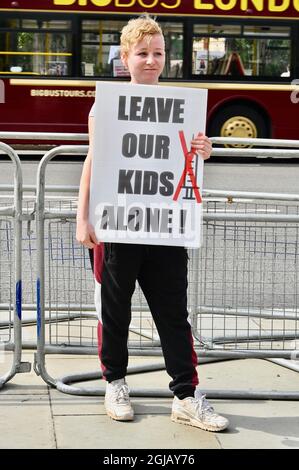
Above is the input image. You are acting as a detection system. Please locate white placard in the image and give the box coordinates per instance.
[90,82,207,248]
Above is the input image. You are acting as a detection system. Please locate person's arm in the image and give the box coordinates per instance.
[191,132,212,160]
[76,116,99,249]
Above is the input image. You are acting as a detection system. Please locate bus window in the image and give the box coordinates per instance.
[243,25,291,77]
[0,18,72,76]
[81,19,128,77]
[192,23,291,78]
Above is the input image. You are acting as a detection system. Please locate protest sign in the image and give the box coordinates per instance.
[89,82,207,247]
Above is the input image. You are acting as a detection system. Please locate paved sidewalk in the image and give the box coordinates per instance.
[1,353,299,449]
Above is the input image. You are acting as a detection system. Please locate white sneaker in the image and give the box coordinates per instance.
[171,390,229,432]
[105,379,134,421]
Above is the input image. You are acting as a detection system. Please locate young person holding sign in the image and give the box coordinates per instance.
[76,15,229,433]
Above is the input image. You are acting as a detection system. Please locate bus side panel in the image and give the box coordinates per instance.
[0,79,95,134]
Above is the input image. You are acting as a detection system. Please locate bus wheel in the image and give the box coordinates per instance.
[208,104,269,148]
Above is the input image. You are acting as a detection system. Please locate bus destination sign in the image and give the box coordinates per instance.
[1,0,299,19]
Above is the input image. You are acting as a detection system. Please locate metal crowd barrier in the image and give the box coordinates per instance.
[196,193,299,351]
[0,131,89,391]
[33,146,168,390]
[31,139,299,399]
[0,142,31,389]
[1,132,299,400]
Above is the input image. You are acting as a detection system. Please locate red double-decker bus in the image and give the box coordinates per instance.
[0,0,299,142]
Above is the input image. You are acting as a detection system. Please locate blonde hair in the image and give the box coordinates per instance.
[120,14,164,56]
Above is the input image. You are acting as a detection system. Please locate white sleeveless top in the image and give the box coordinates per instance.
[89,103,95,117]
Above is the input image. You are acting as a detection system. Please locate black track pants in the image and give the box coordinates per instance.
[99,243,199,399]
